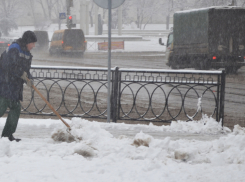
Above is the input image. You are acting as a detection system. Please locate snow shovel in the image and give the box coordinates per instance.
[29,80,71,131]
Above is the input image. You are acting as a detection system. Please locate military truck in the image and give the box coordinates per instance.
[160,7,245,73]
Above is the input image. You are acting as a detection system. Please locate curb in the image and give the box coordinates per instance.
[83,51,165,59]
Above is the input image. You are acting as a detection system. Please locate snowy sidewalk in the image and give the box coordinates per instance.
[0,118,225,141]
[13,124,224,141]
[1,117,245,182]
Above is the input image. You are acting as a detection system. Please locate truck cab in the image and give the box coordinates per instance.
[159,32,173,66]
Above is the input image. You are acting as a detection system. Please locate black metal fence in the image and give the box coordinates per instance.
[21,66,225,125]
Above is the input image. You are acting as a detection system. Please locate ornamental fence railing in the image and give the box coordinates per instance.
[20,66,226,125]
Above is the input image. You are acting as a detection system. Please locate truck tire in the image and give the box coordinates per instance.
[199,58,210,70]
[49,49,53,56]
[193,57,206,70]
[225,66,238,74]
[171,65,179,69]
[171,60,180,69]
[199,61,205,70]
[79,52,84,58]
[169,56,179,69]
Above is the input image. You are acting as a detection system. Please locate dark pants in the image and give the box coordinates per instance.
[0,96,21,138]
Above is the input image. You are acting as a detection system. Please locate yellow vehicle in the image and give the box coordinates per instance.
[49,29,87,56]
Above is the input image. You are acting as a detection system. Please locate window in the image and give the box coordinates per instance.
[167,33,173,47]
[58,33,63,40]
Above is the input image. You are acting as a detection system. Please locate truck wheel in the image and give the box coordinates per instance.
[194,58,206,70]
[49,50,53,56]
[199,59,209,70]
[79,52,84,58]
[171,64,179,69]
[231,67,238,74]
[199,61,205,70]
[226,66,238,74]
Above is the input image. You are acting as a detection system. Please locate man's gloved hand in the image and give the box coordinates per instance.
[20,71,28,81]
[26,79,34,88]
[21,71,33,88]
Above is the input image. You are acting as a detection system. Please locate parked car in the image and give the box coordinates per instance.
[49,29,87,57]
[33,30,49,52]
[0,38,11,54]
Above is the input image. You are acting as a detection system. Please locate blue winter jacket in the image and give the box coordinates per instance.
[0,39,33,101]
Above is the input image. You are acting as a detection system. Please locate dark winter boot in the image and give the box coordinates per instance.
[0,98,21,140]
[8,135,21,142]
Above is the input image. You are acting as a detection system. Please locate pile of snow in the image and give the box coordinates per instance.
[0,117,244,181]
[233,124,245,135]
[99,114,231,135]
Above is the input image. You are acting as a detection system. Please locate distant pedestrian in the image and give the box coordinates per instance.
[0,30,37,142]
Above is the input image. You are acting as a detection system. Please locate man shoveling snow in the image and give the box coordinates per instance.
[0,31,37,142]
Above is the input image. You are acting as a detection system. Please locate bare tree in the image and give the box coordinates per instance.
[31,0,58,30]
[163,0,175,30]
[160,0,192,30]
[89,2,94,27]
[36,0,57,20]
[52,0,66,29]
[0,0,24,35]
[53,0,66,18]
[23,0,49,30]
[107,0,132,29]
[23,0,38,26]
[235,0,245,6]
[131,0,162,29]
[193,0,231,7]
[0,0,23,20]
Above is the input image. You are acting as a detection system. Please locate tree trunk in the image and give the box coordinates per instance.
[137,8,140,28]
[29,0,37,26]
[166,15,169,30]
[89,3,94,27]
[38,0,48,19]
[89,11,93,27]
[46,0,53,20]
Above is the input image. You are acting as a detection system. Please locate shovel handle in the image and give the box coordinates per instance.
[30,82,71,130]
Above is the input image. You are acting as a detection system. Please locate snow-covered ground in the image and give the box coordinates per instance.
[1,24,244,181]
[0,116,245,182]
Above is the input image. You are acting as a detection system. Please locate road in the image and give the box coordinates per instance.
[31,51,245,129]
[32,51,167,69]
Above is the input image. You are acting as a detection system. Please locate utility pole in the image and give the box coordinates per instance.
[86,1,89,35]
[80,0,90,34]
[94,4,99,35]
[66,0,73,29]
[80,0,86,32]
[67,0,71,15]
[228,0,237,6]
[93,0,125,123]
[118,6,122,35]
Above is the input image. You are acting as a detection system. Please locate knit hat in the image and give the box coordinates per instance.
[22,31,37,45]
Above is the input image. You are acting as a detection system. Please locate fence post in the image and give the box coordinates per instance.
[111,67,119,122]
[219,70,226,127]
[216,73,221,122]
